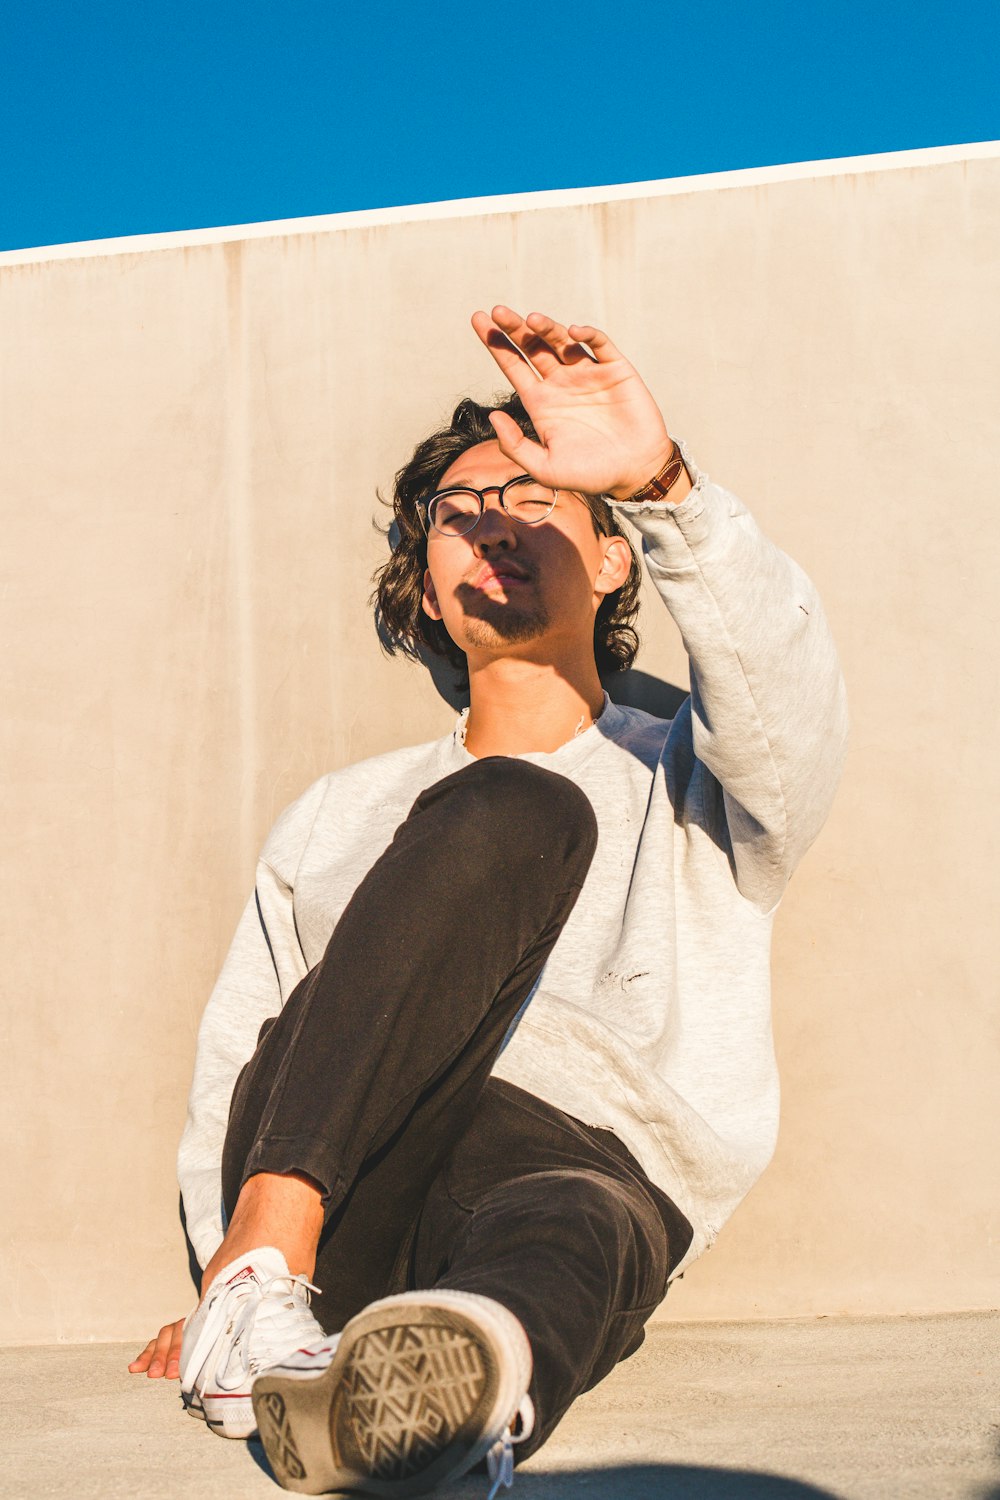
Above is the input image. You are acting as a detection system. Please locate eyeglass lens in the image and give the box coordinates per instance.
[428,476,555,535]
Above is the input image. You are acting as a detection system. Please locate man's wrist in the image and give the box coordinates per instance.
[607,439,693,506]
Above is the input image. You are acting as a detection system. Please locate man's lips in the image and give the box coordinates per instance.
[469,562,531,590]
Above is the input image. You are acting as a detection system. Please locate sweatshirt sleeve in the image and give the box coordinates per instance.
[176,778,327,1270]
[612,446,848,913]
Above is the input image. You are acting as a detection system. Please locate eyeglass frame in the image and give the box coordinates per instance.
[415,474,598,538]
[416,474,557,537]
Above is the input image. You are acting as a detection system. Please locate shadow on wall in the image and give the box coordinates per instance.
[417,637,689,725]
[180,1196,201,1294]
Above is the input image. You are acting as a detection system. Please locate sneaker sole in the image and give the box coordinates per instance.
[201,1391,257,1439]
[252,1290,530,1496]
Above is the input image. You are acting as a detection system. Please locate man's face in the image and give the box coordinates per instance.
[420,440,630,665]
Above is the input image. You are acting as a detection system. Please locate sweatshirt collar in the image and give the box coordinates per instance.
[438,691,626,776]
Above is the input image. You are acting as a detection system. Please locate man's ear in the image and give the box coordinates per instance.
[422,567,443,621]
[594,536,633,597]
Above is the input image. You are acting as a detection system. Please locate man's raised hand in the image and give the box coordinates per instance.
[470,306,675,503]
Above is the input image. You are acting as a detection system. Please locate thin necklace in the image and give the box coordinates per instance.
[456,707,594,749]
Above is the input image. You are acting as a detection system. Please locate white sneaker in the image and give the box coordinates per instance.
[252,1288,534,1497]
[179,1246,340,1439]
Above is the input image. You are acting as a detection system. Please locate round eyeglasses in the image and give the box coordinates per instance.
[417,475,558,537]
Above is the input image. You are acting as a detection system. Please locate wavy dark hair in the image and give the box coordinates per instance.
[371,393,641,688]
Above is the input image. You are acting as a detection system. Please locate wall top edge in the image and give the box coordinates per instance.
[2,140,998,268]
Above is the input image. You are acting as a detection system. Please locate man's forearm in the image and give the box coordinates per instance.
[618,464,847,906]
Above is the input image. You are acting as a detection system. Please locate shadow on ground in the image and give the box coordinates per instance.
[977,1428,1000,1500]
[247,1444,843,1499]
[517,1468,843,1498]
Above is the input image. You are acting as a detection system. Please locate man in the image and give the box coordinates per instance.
[130,306,847,1497]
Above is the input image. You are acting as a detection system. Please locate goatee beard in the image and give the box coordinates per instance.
[456,587,551,650]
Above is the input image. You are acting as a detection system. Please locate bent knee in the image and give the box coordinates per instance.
[416,759,598,870]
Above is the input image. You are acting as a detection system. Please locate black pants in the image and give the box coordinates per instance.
[223,758,692,1458]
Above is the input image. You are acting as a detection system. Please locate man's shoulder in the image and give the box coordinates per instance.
[323,734,451,794]
[263,733,450,859]
[600,695,686,771]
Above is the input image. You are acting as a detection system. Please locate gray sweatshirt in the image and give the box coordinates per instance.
[178,453,848,1277]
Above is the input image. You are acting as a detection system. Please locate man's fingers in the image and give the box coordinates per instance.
[128,1338,157,1374]
[567,324,626,364]
[128,1318,186,1379]
[163,1320,184,1380]
[495,307,567,374]
[490,306,595,372]
[488,411,550,479]
[474,308,615,385]
[147,1325,173,1377]
[524,312,599,364]
[471,311,542,399]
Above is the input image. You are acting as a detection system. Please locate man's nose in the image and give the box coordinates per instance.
[473,493,518,549]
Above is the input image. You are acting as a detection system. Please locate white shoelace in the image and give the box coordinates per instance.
[222,1271,323,1380]
[485,1394,535,1500]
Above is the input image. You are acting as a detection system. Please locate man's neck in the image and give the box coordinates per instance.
[462,656,606,758]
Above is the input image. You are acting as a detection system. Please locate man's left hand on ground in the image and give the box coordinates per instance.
[128,1316,186,1379]
[470,305,682,504]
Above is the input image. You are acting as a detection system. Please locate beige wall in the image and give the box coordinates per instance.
[2,146,997,1343]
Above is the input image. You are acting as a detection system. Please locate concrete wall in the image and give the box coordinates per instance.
[2,144,997,1343]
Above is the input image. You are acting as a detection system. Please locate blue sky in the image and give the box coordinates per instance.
[2,0,997,253]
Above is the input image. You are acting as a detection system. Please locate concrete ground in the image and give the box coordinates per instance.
[3,1313,998,1500]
